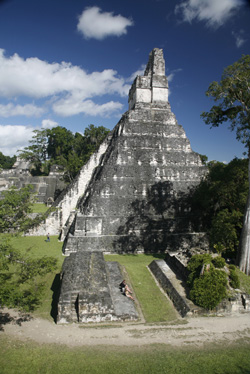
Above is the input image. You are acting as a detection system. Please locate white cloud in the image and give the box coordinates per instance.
[232,30,247,47]
[53,96,123,117]
[0,103,44,117]
[77,6,133,40]
[0,49,130,118]
[41,119,58,129]
[0,124,34,156]
[175,0,244,28]
[167,68,183,82]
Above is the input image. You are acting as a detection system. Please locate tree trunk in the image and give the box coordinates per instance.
[238,152,250,275]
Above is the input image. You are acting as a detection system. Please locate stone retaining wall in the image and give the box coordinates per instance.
[149,259,192,317]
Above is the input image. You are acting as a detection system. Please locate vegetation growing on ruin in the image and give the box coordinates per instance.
[187,254,240,310]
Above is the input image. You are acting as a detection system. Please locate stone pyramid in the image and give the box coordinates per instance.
[63,48,207,256]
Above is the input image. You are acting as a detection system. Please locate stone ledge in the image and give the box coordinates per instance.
[148,259,200,317]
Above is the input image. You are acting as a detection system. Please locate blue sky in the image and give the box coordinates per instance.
[0,0,249,162]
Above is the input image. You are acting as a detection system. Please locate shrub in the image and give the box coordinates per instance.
[189,268,228,310]
[187,254,212,287]
[187,254,229,310]
[212,256,226,268]
[229,267,240,289]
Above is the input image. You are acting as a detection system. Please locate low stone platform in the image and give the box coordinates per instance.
[57,251,138,323]
[149,259,201,317]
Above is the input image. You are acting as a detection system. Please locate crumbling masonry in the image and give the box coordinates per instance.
[56,48,208,323]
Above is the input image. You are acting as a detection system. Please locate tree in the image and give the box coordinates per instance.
[0,152,16,169]
[0,186,57,311]
[47,126,75,161]
[0,185,35,233]
[18,129,49,175]
[191,158,248,258]
[18,124,110,181]
[201,55,250,275]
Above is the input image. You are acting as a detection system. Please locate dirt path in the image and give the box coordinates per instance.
[1,309,250,347]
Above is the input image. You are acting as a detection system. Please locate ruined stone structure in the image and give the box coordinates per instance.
[0,159,66,203]
[57,251,138,323]
[56,48,209,323]
[62,48,208,256]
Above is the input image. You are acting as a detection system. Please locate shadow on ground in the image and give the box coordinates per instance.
[0,310,33,332]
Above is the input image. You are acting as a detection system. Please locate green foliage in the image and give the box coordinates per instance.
[0,234,57,311]
[18,129,49,175]
[199,154,208,165]
[201,55,250,274]
[0,186,58,311]
[0,151,16,169]
[187,254,228,309]
[18,124,110,182]
[201,54,250,148]
[191,158,248,258]
[235,267,250,294]
[0,185,35,233]
[190,268,228,310]
[229,265,240,289]
[187,254,213,287]
[212,256,226,268]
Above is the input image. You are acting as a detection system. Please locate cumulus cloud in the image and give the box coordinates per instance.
[232,29,247,47]
[0,124,34,156]
[53,97,123,117]
[41,119,58,129]
[0,49,129,118]
[77,6,133,40]
[0,103,44,117]
[175,0,244,28]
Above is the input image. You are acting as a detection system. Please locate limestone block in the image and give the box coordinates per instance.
[152,87,168,103]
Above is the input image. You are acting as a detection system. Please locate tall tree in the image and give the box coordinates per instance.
[201,55,250,275]
[18,128,49,175]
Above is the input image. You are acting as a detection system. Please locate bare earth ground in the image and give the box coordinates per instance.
[1,309,250,347]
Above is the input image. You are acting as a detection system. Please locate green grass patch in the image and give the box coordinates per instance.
[105,254,178,323]
[236,268,250,294]
[9,235,64,264]
[0,336,250,374]
[30,203,49,214]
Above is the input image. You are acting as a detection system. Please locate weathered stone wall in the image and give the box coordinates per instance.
[0,170,66,203]
[63,75,208,254]
[27,135,111,237]
[149,259,193,317]
[57,251,138,323]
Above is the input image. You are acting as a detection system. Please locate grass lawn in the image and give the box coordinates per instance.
[105,253,178,323]
[1,237,250,373]
[30,203,49,214]
[236,268,250,294]
[0,335,250,374]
